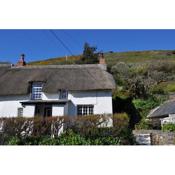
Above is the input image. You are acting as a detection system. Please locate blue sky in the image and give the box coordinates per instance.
[0,29,175,63]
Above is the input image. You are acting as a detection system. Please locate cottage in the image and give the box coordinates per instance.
[147,99,175,126]
[0,54,115,118]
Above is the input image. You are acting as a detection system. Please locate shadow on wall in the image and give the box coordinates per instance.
[113,97,141,129]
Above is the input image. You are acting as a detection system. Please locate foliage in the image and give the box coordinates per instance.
[7,136,22,145]
[133,96,166,118]
[113,113,129,130]
[135,119,153,130]
[166,83,175,92]
[127,76,149,99]
[0,114,135,145]
[162,123,175,132]
[77,42,98,64]
[58,130,90,145]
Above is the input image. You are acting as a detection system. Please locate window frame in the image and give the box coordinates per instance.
[17,107,23,117]
[77,105,94,116]
[31,82,43,100]
[59,89,68,100]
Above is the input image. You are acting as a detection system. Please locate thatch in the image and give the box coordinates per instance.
[147,100,175,118]
[0,64,116,96]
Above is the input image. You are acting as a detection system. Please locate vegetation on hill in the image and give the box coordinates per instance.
[29,48,175,129]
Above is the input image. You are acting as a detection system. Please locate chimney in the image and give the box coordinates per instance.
[98,52,107,70]
[98,52,106,65]
[16,54,26,67]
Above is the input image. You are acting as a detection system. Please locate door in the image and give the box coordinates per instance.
[44,106,52,117]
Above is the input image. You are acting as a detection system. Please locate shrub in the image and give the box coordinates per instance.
[162,123,175,132]
[135,119,153,130]
[58,130,91,145]
[38,137,60,145]
[166,83,175,92]
[150,84,166,95]
[7,136,22,145]
[113,113,129,130]
[133,96,164,117]
[0,114,135,145]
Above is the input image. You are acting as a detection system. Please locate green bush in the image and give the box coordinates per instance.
[162,123,175,132]
[166,83,175,92]
[150,84,166,95]
[113,113,129,130]
[7,136,22,145]
[135,119,153,130]
[133,96,164,117]
[58,130,90,145]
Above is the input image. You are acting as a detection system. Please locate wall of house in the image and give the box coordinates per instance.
[0,95,29,117]
[68,90,113,116]
[52,104,65,116]
[23,105,35,117]
[0,90,113,117]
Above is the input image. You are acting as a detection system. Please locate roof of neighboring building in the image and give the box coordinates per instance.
[147,100,175,118]
[0,64,116,96]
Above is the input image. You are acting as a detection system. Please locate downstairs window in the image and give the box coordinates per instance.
[77,105,94,116]
[17,108,23,117]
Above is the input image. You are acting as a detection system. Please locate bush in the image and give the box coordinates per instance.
[0,114,135,145]
[7,136,22,145]
[166,83,175,92]
[133,96,164,118]
[135,119,153,130]
[162,123,175,132]
[58,130,90,145]
[113,113,129,130]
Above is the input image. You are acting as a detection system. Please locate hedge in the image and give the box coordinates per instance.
[0,114,135,145]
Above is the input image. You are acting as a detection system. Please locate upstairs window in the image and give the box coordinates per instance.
[59,89,68,99]
[77,105,94,116]
[31,82,43,100]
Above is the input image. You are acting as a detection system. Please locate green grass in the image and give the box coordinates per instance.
[28,50,175,66]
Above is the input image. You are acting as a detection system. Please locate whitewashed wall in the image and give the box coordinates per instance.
[52,104,64,116]
[0,95,29,117]
[0,90,113,117]
[68,90,113,116]
[23,105,35,117]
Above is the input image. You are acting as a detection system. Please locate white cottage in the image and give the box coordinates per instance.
[0,55,115,118]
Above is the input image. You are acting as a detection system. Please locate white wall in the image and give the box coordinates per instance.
[52,105,64,116]
[42,93,59,100]
[68,90,113,116]
[23,105,35,117]
[0,95,29,117]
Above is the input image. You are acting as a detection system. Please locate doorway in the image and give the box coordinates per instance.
[35,104,52,117]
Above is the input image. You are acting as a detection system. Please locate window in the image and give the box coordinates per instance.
[17,108,23,117]
[31,82,43,100]
[77,105,94,116]
[59,89,68,99]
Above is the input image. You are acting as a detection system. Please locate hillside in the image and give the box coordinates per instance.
[29,50,175,66]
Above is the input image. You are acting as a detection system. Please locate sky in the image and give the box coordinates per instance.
[1,29,175,63]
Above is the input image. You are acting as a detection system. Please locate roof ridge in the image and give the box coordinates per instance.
[11,64,104,69]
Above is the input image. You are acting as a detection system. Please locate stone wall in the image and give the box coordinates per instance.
[133,130,175,145]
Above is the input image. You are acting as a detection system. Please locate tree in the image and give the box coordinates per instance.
[77,42,98,64]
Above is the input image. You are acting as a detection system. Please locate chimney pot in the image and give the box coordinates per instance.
[16,54,26,67]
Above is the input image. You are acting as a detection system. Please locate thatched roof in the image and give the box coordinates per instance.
[147,100,175,118]
[0,64,115,96]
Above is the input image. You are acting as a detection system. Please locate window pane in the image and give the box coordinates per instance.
[31,82,43,100]
[77,105,94,116]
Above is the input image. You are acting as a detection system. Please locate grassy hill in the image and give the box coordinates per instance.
[29,50,175,66]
